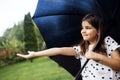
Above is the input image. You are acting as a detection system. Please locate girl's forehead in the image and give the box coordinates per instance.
[82,21,89,24]
[82,21,92,26]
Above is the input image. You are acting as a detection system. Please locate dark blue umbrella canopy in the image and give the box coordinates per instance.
[32,0,120,77]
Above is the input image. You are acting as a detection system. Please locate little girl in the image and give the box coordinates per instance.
[17,13,120,80]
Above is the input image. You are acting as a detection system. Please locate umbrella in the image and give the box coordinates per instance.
[32,0,120,78]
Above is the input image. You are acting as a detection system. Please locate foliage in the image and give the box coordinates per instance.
[0,12,46,67]
[23,12,45,53]
[0,22,25,66]
[24,13,38,52]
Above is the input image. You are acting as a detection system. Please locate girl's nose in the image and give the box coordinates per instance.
[81,29,86,33]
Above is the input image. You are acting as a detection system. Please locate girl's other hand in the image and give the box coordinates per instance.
[16,51,35,59]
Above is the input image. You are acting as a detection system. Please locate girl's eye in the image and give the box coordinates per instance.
[81,26,91,29]
[85,26,91,29]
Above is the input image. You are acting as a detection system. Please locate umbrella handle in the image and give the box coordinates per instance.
[74,59,89,80]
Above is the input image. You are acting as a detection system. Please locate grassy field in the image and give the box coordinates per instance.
[0,57,74,80]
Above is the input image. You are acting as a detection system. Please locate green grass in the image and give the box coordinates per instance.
[0,57,74,80]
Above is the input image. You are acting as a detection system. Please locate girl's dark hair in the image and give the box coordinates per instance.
[80,13,107,55]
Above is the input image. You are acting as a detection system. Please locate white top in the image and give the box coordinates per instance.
[73,36,120,80]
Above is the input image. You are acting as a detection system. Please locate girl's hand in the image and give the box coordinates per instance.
[17,51,35,59]
[85,51,100,60]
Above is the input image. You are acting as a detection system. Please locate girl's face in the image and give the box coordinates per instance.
[81,21,98,44]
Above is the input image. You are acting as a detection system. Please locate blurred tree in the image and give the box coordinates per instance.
[23,12,45,53]
[24,12,38,53]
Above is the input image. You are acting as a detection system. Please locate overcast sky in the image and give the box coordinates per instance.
[0,0,38,36]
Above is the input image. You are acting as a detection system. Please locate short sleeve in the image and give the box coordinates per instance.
[73,46,81,59]
[104,36,120,53]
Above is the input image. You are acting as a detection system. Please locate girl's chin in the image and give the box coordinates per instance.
[83,38,90,41]
[83,38,89,40]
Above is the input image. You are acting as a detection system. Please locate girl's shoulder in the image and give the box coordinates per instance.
[104,35,120,52]
[104,36,114,41]
[104,35,118,44]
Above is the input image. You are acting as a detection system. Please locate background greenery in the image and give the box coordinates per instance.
[0,12,74,79]
[0,12,45,66]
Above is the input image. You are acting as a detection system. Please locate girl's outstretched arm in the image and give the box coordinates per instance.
[17,47,76,59]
